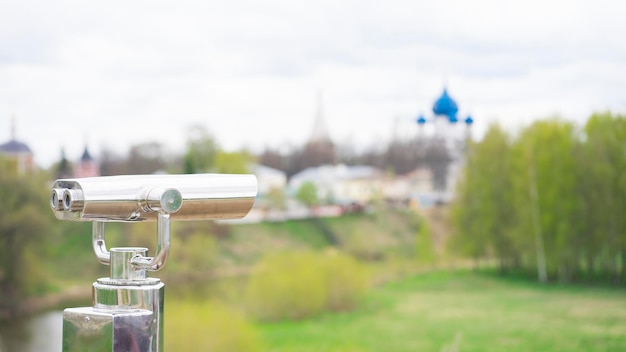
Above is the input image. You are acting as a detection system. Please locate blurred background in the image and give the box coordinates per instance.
[1,0,625,351]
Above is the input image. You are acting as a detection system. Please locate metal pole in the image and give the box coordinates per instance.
[63,247,165,352]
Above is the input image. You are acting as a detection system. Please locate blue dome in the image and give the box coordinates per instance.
[432,88,458,119]
[0,139,32,154]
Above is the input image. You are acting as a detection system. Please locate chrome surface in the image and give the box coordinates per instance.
[50,173,257,222]
[93,279,164,311]
[62,249,165,351]
[130,212,171,272]
[93,222,110,265]
[110,248,148,281]
[64,274,164,352]
[63,303,162,352]
[91,211,173,273]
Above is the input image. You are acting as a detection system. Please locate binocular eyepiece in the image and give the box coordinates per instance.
[50,173,257,222]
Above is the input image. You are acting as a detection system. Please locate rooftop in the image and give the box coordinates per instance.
[0,139,32,154]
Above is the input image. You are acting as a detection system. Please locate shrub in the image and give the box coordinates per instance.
[323,249,370,311]
[245,250,370,321]
[163,231,218,281]
[166,300,262,351]
[341,229,385,261]
[245,251,327,321]
[415,219,437,265]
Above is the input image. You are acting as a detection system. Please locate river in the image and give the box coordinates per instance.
[0,311,63,352]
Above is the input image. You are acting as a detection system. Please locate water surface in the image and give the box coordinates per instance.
[0,311,62,352]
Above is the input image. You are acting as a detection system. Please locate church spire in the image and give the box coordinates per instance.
[10,114,16,140]
[309,90,331,144]
[301,90,336,168]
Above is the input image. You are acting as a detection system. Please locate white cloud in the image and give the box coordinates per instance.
[1,0,625,167]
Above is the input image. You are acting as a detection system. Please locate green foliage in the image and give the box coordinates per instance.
[245,251,328,321]
[341,229,385,260]
[48,221,106,283]
[323,249,370,311]
[0,160,55,314]
[450,124,515,263]
[328,210,419,263]
[579,112,626,280]
[451,114,626,283]
[415,218,436,265]
[183,125,218,173]
[244,250,369,322]
[164,232,218,281]
[19,246,53,295]
[515,120,580,277]
[215,150,254,174]
[296,181,318,207]
[166,300,262,351]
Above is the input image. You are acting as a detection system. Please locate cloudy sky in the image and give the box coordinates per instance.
[1,0,624,167]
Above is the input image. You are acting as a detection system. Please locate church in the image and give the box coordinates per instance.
[300,92,336,169]
[0,118,35,174]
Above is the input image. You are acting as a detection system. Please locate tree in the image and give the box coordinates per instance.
[296,181,318,207]
[183,125,218,174]
[450,124,516,270]
[215,150,254,174]
[0,158,52,317]
[125,142,169,174]
[450,114,626,283]
[581,112,626,281]
[450,166,489,267]
[99,147,126,176]
[511,119,580,282]
[54,148,73,179]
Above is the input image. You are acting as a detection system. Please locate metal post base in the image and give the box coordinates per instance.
[63,248,165,352]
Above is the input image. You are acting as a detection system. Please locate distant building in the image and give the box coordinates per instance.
[381,167,440,208]
[301,92,336,169]
[73,145,100,178]
[289,164,384,205]
[249,164,289,219]
[417,87,474,201]
[0,117,35,174]
[253,164,287,196]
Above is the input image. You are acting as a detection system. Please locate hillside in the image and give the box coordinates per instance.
[30,206,424,315]
[163,207,423,282]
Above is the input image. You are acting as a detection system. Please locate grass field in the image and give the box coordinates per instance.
[51,211,626,351]
[258,270,626,352]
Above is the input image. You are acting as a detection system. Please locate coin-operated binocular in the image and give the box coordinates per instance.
[50,174,257,352]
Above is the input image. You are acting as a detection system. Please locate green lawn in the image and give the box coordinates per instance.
[258,270,626,352]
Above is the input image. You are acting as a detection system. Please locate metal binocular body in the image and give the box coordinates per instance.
[51,174,257,352]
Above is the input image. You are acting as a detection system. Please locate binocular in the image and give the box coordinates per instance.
[51,173,257,222]
[52,173,257,352]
